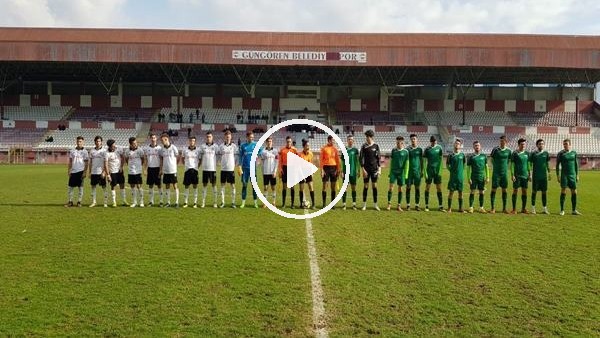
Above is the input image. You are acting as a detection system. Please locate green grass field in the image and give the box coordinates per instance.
[1,165,599,336]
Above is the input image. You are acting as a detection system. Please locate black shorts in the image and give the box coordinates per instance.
[90,174,106,187]
[110,172,125,187]
[128,174,142,185]
[300,175,313,184]
[202,171,217,185]
[163,173,178,185]
[221,171,235,184]
[363,171,379,184]
[322,165,338,183]
[147,167,161,186]
[183,169,199,186]
[263,174,276,186]
[282,166,289,184]
[68,171,84,187]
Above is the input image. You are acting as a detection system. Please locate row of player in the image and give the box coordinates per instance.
[64,130,581,215]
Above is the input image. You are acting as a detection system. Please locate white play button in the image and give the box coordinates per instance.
[286,152,319,188]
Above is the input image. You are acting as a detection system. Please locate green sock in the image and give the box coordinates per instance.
[490,191,496,209]
[415,189,420,205]
[387,191,392,203]
[406,189,411,205]
[425,191,430,206]
[541,192,547,207]
[560,193,566,211]
[502,191,507,211]
[447,197,452,210]
[398,192,402,205]
[458,198,463,210]
[512,194,517,210]
[521,194,527,211]
[531,192,536,207]
[571,194,577,211]
[479,193,484,207]
[469,193,474,208]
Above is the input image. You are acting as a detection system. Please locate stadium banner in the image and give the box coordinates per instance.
[232,50,367,63]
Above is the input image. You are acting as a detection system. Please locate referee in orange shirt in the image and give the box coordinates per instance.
[320,135,341,208]
[279,136,298,208]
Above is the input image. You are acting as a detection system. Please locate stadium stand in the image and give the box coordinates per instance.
[39,129,139,149]
[2,106,71,121]
[0,129,47,149]
[158,108,272,124]
[67,108,155,122]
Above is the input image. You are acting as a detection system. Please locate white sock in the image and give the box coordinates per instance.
[232,187,236,204]
[91,186,97,203]
[159,188,163,203]
[221,186,225,204]
[213,186,217,203]
[111,190,116,204]
[202,187,207,203]
[68,186,74,202]
[174,187,179,204]
[103,187,108,204]
[78,187,84,202]
[166,189,171,204]
[121,189,127,203]
[139,188,144,204]
[272,191,277,203]
[184,187,189,204]
[149,188,155,204]
[193,188,198,204]
[132,188,138,205]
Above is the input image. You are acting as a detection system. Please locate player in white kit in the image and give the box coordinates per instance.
[124,136,146,208]
[218,130,238,208]
[260,136,279,207]
[104,139,128,207]
[181,136,201,208]
[144,133,163,207]
[159,132,180,208]
[65,136,89,207]
[199,131,219,208]
[88,135,108,207]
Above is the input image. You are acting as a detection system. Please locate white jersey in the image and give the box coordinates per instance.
[219,143,238,171]
[104,149,123,174]
[260,147,278,175]
[144,144,162,168]
[182,147,201,170]
[124,147,145,175]
[89,147,106,175]
[69,147,89,173]
[160,144,179,174]
[200,143,218,172]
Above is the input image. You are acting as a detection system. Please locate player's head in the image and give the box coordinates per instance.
[536,139,545,151]
[224,130,232,143]
[206,131,213,144]
[129,137,138,149]
[517,138,526,151]
[94,135,103,148]
[76,136,84,148]
[365,130,375,143]
[107,139,116,152]
[302,138,310,151]
[160,132,170,146]
[286,136,293,148]
[430,135,437,146]
[327,135,334,146]
[188,136,196,148]
[454,138,463,151]
[149,133,157,146]
[246,131,254,142]
[396,136,404,148]
[563,138,571,150]
[473,140,481,153]
[499,135,507,148]
[409,134,417,146]
[347,135,354,147]
[266,136,273,148]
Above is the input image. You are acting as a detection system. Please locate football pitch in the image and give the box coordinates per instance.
[1,165,599,336]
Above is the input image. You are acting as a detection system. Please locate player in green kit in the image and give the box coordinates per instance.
[423,136,444,211]
[556,139,581,216]
[529,139,551,214]
[490,135,512,214]
[510,138,530,214]
[341,135,361,210]
[387,136,409,211]
[467,140,489,213]
[446,138,466,213]
[406,134,423,211]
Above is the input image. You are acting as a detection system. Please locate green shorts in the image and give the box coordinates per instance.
[407,172,422,186]
[425,169,442,185]
[532,178,548,192]
[447,179,464,192]
[513,177,529,189]
[389,171,406,186]
[560,175,577,189]
[470,178,486,191]
[346,175,357,185]
[491,174,508,189]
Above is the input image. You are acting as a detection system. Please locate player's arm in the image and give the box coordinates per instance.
[159,154,164,176]
[104,156,111,182]
[403,155,410,180]
[510,154,516,181]
[445,154,451,172]
[423,153,429,179]
[82,154,89,178]
[466,157,472,184]
[485,157,490,182]
[575,152,579,181]
[359,146,366,177]
[320,147,326,177]
[237,146,244,176]
[527,155,532,180]
[119,151,125,173]
[419,152,424,176]
[67,153,73,177]
[555,152,561,180]
[335,148,341,175]
[375,145,381,174]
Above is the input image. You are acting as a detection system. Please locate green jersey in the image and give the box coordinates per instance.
[467,153,488,181]
[511,150,530,179]
[341,147,360,177]
[423,144,443,175]
[446,151,466,182]
[390,147,409,177]
[407,146,423,175]
[491,146,512,176]
[556,150,578,178]
[529,149,550,180]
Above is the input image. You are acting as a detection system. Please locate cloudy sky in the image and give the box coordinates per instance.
[0,0,599,34]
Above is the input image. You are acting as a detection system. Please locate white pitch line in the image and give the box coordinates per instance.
[304,210,329,338]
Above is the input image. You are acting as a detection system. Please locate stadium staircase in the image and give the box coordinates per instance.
[136,122,152,141]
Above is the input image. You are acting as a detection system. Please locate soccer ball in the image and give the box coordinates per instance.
[303,200,311,208]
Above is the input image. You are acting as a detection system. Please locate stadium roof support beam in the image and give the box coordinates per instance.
[232,65,263,96]
[160,64,190,95]
[89,63,120,96]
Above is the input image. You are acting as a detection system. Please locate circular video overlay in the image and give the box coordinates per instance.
[250,119,350,220]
